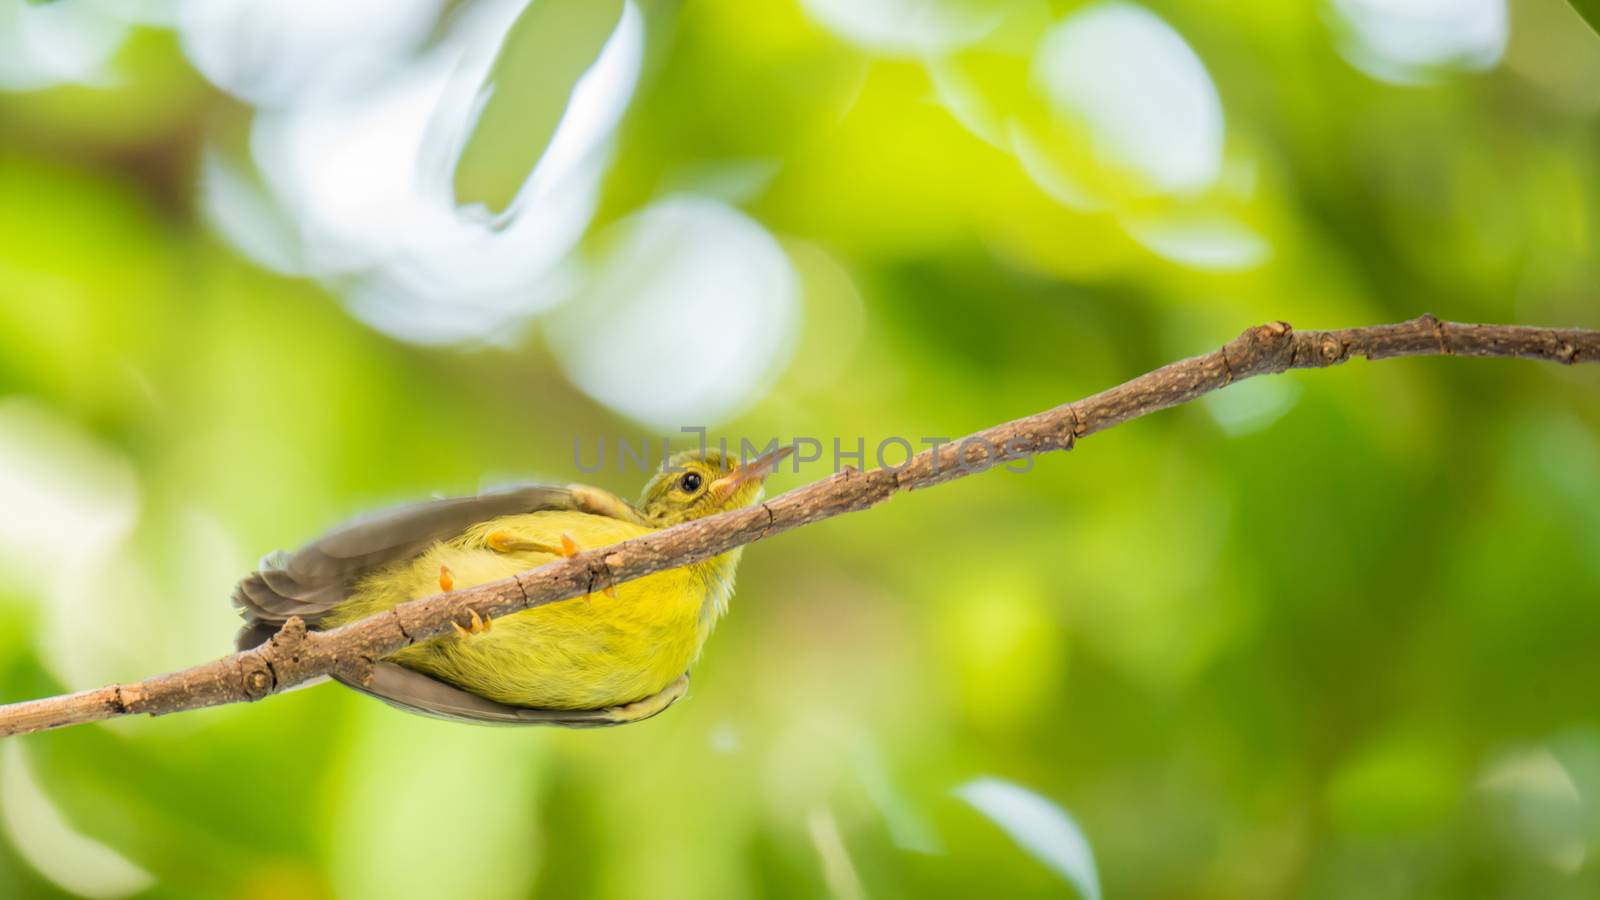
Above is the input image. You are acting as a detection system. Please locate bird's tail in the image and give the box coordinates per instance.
[229,550,340,651]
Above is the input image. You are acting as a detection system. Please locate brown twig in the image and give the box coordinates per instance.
[1,316,1594,737]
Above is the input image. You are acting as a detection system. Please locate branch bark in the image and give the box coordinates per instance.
[2,316,1595,738]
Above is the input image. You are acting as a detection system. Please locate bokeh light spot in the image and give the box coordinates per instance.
[0,0,131,91]
[178,0,444,107]
[545,196,800,428]
[1123,212,1270,270]
[210,0,644,345]
[800,0,1015,56]
[1032,2,1224,196]
[1,745,155,899]
[1477,746,1587,872]
[1329,0,1508,84]
[956,777,1101,900]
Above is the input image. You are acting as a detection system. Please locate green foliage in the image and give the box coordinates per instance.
[0,2,1598,899]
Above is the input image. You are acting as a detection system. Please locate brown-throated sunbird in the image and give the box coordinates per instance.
[231,447,789,726]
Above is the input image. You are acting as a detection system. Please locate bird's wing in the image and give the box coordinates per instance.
[231,486,582,650]
[341,663,687,728]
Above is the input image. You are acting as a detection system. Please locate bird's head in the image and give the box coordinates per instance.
[638,445,793,526]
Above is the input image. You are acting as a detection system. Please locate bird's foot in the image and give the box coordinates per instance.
[485,531,614,599]
[452,607,492,638]
[554,533,617,602]
[487,530,551,554]
[486,530,582,558]
[438,564,454,592]
[556,533,620,598]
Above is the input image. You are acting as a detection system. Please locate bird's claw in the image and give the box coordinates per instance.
[487,530,539,553]
[452,607,492,638]
[484,531,613,600]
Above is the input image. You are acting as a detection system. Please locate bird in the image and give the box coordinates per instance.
[230,446,790,727]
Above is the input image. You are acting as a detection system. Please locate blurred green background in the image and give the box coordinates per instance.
[2,0,1599,898]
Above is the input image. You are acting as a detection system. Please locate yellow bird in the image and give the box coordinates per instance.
[231,447,789,726]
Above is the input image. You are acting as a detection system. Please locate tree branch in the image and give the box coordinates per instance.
[2,316,1595,738]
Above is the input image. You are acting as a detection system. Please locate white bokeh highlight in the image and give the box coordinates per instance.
[545,196,801,428]
[1477,746,1587,873]
[1124,214,1270,271]
[1330,0,1508,85]
[801,0,1013,55]
[1032,2,1225,196]
[0,400,139,589]
[1,745,154,899]
[1001,2,1265,270]
[956,777,1101,900]
[928,2,1266,271]
[1202,375,1303,436]
[0,400,242,713]
[177,0,445,107]
[0,0,133,90]
[198,0,645,346]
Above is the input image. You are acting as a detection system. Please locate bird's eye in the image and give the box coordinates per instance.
[679,472,703,493]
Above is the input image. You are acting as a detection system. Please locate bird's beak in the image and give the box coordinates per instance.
[708,444,794,500]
